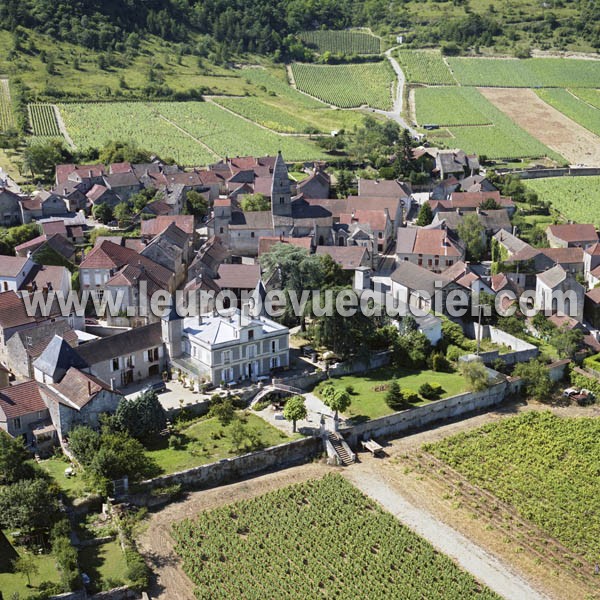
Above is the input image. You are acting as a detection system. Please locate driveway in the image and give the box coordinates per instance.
[123,378,212,411]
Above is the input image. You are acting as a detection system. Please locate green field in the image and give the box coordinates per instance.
[291,61,395,109]
[146,412,296,474]
[426,412,600,564]
[58,101,324,165]
[524,176,600,226]
[213,97,317,133]
[448,57,600,88]
[536,88,600,136]
[39,456,89,499]
[422,88,564,161]
[28,103,61,137]
[172,473,500,599]
[0,78,14,131]
[415,87,493,126]
[299,30,381,55]
[396,50,455,85]
[78,540,130,593]
[0,547,61,598]
[314,367,467,420]
[569,88,600,110]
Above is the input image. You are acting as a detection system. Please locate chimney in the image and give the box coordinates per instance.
[456,207,461,214]
[87,379,92,396]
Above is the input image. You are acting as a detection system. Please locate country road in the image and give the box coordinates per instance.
[371,48,420,137]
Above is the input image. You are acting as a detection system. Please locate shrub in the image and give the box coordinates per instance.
[345,384,355,395]
[125,548,151,591]
[446,345,465,362]
[430,352,451,373]
[401,389,420,404]
[384,380,404,410]
[419,382,443,400]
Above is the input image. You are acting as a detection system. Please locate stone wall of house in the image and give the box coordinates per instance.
[342,381,510,448]
[134,437,321,495]
[470,323,539,366]
[502,167,600,179]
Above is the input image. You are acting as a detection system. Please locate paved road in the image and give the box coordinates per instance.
[344,464,551,600]
[371,48,420,137]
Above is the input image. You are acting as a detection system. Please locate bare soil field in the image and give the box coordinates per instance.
[479,87,600,165]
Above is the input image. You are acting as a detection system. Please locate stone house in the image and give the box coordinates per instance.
[0,256,36,292]
[395,227,464,273]
[0,187,23,226]
[535,265,585,322]
[546,223,598,249]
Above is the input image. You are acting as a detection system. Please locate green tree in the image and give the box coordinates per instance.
[113,390,167,441]
[51,520,81,592]
[384,380,404,410]
[184,190,209,218]
[550,325,583,359]
[240,193,270,212]
[459,360,489,391]
[416,202,433,226]
[13,554,39,587]
[209,397,236,426]
[93,203,114,224]
[98,140,151,164]
[321,385,351,421]
[0,431,36,484]
[114,202,132,225]
[67,425,101,466]
[480,197,501,210]
[514,360,553,401]
[22,139,65,179]
[393,330,431,369]
[457,212,486,261]
[0,479,59,532]
[283,395,307,432]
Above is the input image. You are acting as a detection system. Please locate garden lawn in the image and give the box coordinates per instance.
[39,456,89,499]
[147,412,297,474]
[0,548,61,597]
[315,368,467,420]
[78,540,129,593]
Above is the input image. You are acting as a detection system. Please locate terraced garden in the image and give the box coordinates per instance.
[299,30,381,55]
[0,78,14,131]
[447,57,600,88]
[291,61,395,109]
[425,411,600,565]
[396,50,455,85]
[58,101,324,164]
[172,473,500,599]
[524,175,600,226]
[536,88,600,136]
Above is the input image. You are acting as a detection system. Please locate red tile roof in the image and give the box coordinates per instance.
[53,367,113,409]
[413,229,462,257]
[449,191,514,209]
[340,209,388,231]
[141,215,195,237]
[14,235,48,255]
[315,245,368,269]
[217,264,261,290]
[0,256,31,278]
[0,380,46,419]
[586,287,600,304]
[42,221,67,237]
[547,223,598,244]
[109,162,133,174]
[80,240,137,270]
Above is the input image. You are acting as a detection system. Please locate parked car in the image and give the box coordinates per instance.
[562,387,579,398]
[144,381,167,394]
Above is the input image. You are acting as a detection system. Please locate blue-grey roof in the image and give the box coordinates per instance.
[33,335,88,381]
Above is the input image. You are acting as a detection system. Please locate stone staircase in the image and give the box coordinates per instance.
[327,432,355,466]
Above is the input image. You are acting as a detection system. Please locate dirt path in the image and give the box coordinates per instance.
[154,111,220,159]
[343,465,550,600]
[479,87,600,166]
[137,463,334,599]
[52,104,76,150]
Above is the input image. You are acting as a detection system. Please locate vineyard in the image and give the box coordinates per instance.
[414,87,493,126]
[396,50,455,85]
[447,57,600,88]
[57,101,324,164]
[425,411,600,565]
[291,61,395,109]
[425,89,563,161]
[213,97,317,133]
[299,30,381,55]
[536,88,600,136]
[172,473,499,599]
[524,176,600,226]
[241,67,325,109]
[28,103,61,137]
[0,78,14,131]
[570,88,600,110]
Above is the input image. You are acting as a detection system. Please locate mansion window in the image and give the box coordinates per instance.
[12,417,21,430]
[111,358,120,372]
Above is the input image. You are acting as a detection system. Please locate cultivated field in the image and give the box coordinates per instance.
[172,473,499,599]
[448,57,600,88]
[414,87,493,126]
[28,103,61,137]
[524,176,600,226]
[299,30,381,55]
[536,88,600,137]
[396,50,456,85]
[58,101,324,164]
[291,61,395,109]
[570,87,600,110]
[0,78,14,131]
[425,411,600,565]
[425,88,563,161]
[212,97,317,133]
[479,87,600,165]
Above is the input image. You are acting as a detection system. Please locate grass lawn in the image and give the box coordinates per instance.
[147,412,298,475]
[39,456,89,500]
[315,368,467,421]
[78,540,129,593]
[0,547,61,597]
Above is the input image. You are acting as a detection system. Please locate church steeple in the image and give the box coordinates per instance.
[271,151,292,217]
